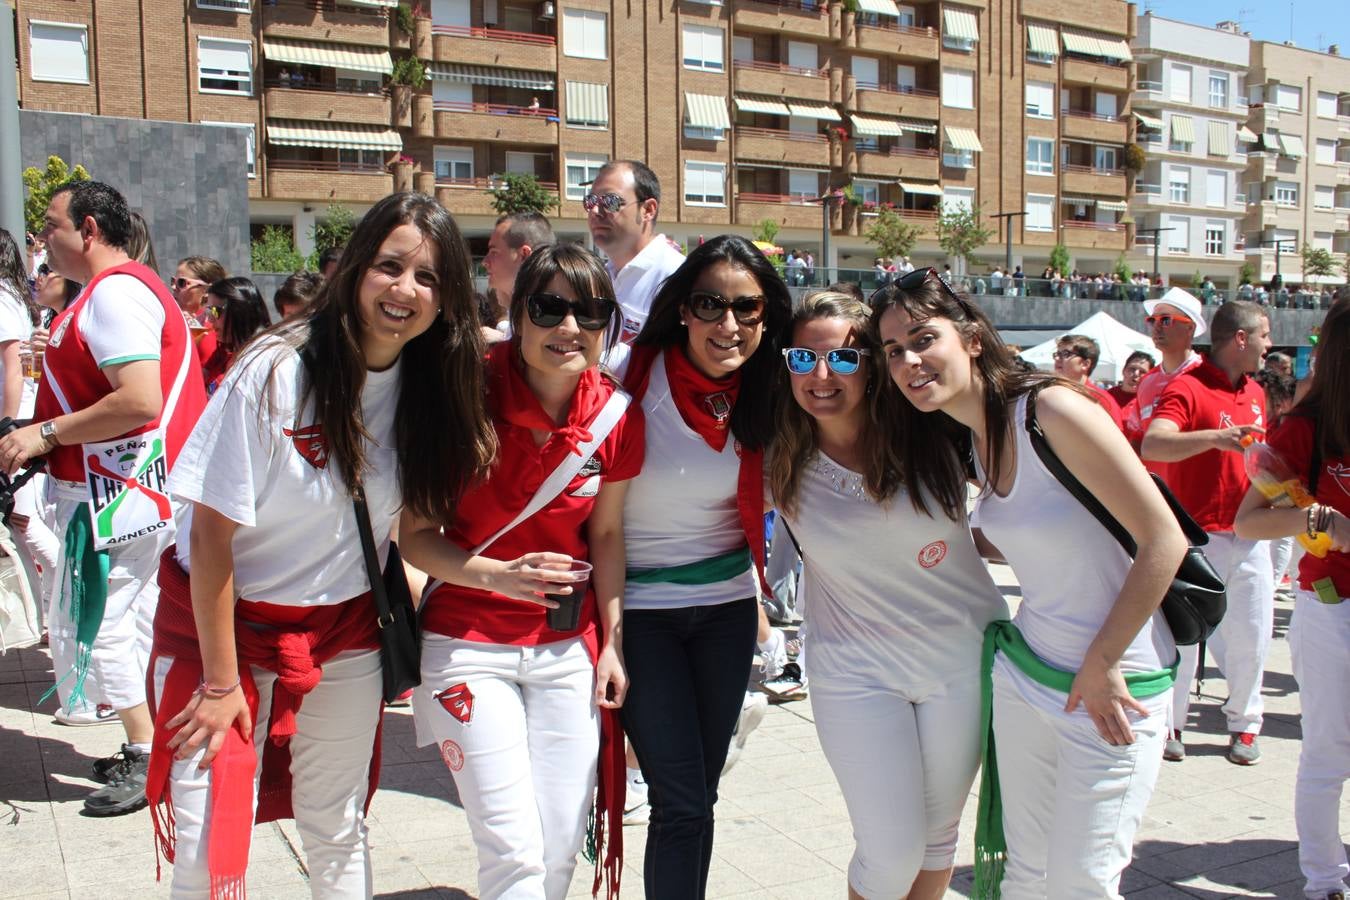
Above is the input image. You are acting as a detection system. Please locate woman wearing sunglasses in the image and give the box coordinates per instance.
[767,291,1007,900]
[618,234,791,900]
[171,256,227,375]
[872,269,1187,899]
[199,277,270,393]
[401,243,643,900]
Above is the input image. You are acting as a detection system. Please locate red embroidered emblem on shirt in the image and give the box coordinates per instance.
[1329,463,1350,498]
[282,425,328,470]
[439,739,465,772]
[917,540,948,569]
[436,683,474,724]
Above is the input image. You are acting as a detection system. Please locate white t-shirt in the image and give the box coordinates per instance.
[622,357,757,609]
[81,274,165,367]
[780,452,1008,691]
[0,284,36,418]
[168,336,403,606]
[607,234,685,343]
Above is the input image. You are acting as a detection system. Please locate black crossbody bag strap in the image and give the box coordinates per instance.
[351,487,394,628]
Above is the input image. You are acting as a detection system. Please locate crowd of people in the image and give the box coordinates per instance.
[1,163,1346,900]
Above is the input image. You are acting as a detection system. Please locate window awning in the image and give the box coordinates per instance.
[1237,125,1258,142]
[1169,115,1195,143]
[1096,199,1128,212]
[1133,110,1163,130]
[428,63,554,91]
[849,114,902,137]
[786,100,841,121]
[266,119,401,151]
[1207,121,1231,155]
[856,0,901,15]
[565,81,608,126]
[897,117,938,134]
[337,0,397,8]
[1026,23,1059,57]
[734,95,791,116]
[1278,133,1305,158]
[899,181,943,196]
[944,125,983,152]
[1097,37,1132,60]
[685,92,730,130]
[1062,196,1097,206]
[262,38,392,75]
[1061,31,1102,56]
[943,7,979,42]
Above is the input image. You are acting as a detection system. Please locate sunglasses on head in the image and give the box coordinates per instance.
[1145,314,1192,328]
[882,267,975,315]
[687,290,767,326]
[782,347,870,376]
[525,293,616,331]
[581,192,630,215]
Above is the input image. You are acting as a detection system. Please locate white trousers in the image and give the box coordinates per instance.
[1170,533,1273,735]
[413,635,599,900]
[993,659,1166,900]
[152,649,383,900]
[50,493,168,710]
[1290,589,1350,896]
[12,471,59,633]
[1271,536,1296,587]
[811,673,981,898]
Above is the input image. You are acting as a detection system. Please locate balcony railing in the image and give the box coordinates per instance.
[1062,220,1124,232]
[737,192,819,205]
[854,81,939,98]
[268,0,386,18]
[436,176,559,191]
[429,24,555,45]
[264,78,386,95]
[856,19,937,37]
[888,146,940,158]
[738,0,829,13]
[1061,108,1124,122]
[1134,182,1161,195]
[735,125,828,143]
[433,100,558,118]
[732,59,828,78]
[269,158,387,174]
[1064,163,1125,176]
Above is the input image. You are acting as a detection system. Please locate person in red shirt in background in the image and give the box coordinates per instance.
[1053,334,1124,430]
[1110,349,1154,414]
[170,256,225,387]
[1142,300,1273,766]
[1127,288,1206,458]
[1236,297,1350,900]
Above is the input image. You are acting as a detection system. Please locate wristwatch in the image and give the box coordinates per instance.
[39,420,59,447]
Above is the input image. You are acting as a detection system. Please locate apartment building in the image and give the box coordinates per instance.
[10,0,1135,271]
[1240,40,1350,287]
[1129,15,1250,288]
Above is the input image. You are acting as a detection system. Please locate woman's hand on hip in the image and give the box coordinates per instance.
[1066,659,1148,746]
[166,686,253,769]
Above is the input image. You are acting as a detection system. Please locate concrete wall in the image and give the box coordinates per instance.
[19,109,251,281]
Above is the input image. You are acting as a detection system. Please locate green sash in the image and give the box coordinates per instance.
[625,546,751,586]
[39,505,111,710]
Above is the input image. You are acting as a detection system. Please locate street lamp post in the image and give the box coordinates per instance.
[1254,238,1296,291]
[1133,226,1175,294]
[991,211,1026,276]
[0,3,25,244]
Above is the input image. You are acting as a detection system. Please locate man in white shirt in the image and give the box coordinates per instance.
[586,160,684,343]
[990,266,1005,295]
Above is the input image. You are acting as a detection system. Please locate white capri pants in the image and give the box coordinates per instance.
[50,490,168,710]
[413,634,599,900]
[1170,533,1273,735]
[993,656,1166,900]
[810,672,981,898]
[152,648,383,900]
[1289,588,1350,897]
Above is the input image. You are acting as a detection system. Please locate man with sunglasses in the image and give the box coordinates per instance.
[1053,334,1125,431]
[1129,288,1206,459]
[585,161,684,343]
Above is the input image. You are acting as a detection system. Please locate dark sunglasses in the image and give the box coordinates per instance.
[876,266,977,316]
[687,290,767,326]
[205,304,226,321]
[1144,314,1192,328]
[581,192,630,215]
[525,293,616,331]
[783,347,870,376]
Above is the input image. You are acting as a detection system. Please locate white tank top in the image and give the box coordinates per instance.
[972,393,1175,675]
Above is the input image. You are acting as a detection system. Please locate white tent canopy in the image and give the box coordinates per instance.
[1019,310,1155,383]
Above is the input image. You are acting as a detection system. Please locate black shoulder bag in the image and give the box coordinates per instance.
[1024,389,1227,645]
[352,487,422,702]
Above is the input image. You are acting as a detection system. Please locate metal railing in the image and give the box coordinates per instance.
[735,125,828,143]
[737,0,829,14]
[436,176,559,191]
[1063,163,1126,176]
[889,145,940,158]
[1062,220,1125,232]
[268,158,388,174]
[432,100,558,118]
[264,0,387,18]
[429,24,556,45]
[1137,80,1162,92]
[732,59,829,78]
[1061,108,1125,123]
[854,82,939,98]
[263,78,388,96]
[736,193,819,205]
[856,19,938,38]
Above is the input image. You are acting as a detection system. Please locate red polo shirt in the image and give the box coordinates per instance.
[1266,412,1350,598]
[1150,357,1266,532]
[1088,381,1124,431]
[1133,353,1203,479]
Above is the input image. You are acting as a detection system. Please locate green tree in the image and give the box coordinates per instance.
[1341,253,1350,281]
[1239,260,1256,285]
[935,203,993,274]
[251,225,306,273]
[395,2,415,34]
[862,208,922,261]
[22,155,91,235]
[305,202,357,268]
[486,173,559,216]
[1048,243,1071,275]
[753,218,780,246]
[1112,254,1132,282]
[1301,243,1335,279]
[390,56,426,88]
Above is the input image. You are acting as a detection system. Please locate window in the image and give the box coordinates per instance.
[1274,84,1302,112]
[896,64,917,92]
[1313,231,1334,252]
[684,161,725,206]
[1170,64,1192,103]
[431,0,469,27]
[682,24,724,72]
[433,80,472,106]
[1094,93,1118,119]
[942,69,973,109]
[786,40,816,70]
[1205,170,1226,208]
[29,22,88,84]
[337,149,383,170]
[504,152,537,175]
[197,37,252,95]
[854,180,881,206]
[1093,146,1117,172]
[336,67,381,95]
[1315,138,1336,165]
[1025,81,1054,119]
[1166,217,1189,252]
[1025,194,1054,231]
[788,169,819,198]
[197,0,250,11]
[852,56,880,88]
[684,125,725,141]
[564,81,608,129]
[565,154,607,200]
[1168,168,1190,204]
[1204,225,1225,256]
[733,36,753,63]
[1207,74,1228,109]
[1314,185,1335,209]
[943,145,973,168]
[1316,91,1338,119]
[201,121,255,177]
[563,9,606,60]
[1025,138,1054,175]
[943,187,974,213]
[434,146,473,182]
[1274,181,1299,206]
[897,4,917,26]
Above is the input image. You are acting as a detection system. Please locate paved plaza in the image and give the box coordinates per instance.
[0,566,1341,899]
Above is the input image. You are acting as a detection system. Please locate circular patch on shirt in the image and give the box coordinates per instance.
[917,540,948,569]
[439,739,465,772]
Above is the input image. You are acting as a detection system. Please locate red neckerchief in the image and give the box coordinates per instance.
[488,341,603,458]
[661,344,740,453]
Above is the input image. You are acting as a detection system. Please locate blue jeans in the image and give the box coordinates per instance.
[621,596,758,899]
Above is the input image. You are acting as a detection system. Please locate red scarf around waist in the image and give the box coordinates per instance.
[147,547,382,899]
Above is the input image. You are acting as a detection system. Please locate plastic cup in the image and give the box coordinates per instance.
[19,343,41,379]
[534,560,593,632]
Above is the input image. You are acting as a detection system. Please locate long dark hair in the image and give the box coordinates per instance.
[0,232,32,318]
[508,243,621,358]
[869,274,1088,506]
[272,192,496,523]
[1295,296,1350,458]
[206,277,270,352]
[633,234,793,450]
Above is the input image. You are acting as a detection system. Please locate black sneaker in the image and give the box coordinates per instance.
[91,743,137,784]
[83,745,149,817]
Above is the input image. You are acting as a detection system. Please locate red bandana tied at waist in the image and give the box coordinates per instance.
[146,548,382,899]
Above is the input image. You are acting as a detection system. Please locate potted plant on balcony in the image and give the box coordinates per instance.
[392,2,414,49]
[1122,143,1146,183]
[389,57,425,130]
[390,153,416,192]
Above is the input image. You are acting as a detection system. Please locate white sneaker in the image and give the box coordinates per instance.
[758,628,787,680]
[722,691,769,776]
[54,702,118,727]
[623,768,650,826]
